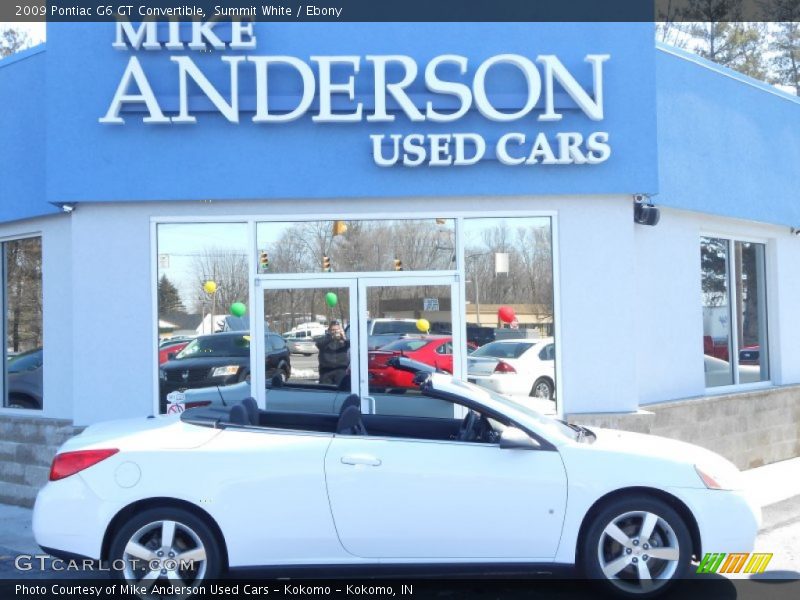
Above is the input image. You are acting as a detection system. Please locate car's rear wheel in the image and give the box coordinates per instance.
[530,377,554,400]
[581,495,691,597]
[109,507,223,589]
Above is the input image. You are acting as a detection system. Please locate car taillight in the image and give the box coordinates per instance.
[185,401,212,409]
[49,449,119,481]
[493,361,517,374]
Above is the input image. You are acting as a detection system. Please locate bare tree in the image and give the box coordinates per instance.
[768,1,800,94]
[0,27,31,58]
[191,248,249,316]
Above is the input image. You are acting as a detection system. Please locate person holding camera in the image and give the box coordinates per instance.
[316,320,350,385]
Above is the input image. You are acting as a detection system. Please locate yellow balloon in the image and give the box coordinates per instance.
[203,280,217,294]
[416,318,430,333]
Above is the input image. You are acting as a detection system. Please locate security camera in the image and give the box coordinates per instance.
[634,199,660,227]
[633,194,646,203]
[61,204,75,213]
[792,227,800,237]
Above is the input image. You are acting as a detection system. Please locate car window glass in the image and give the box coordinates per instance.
[471,341,533,359]
[436,342,452,355]
[176,335,250,358]
[380,339,429,352]
[539,344,555,361]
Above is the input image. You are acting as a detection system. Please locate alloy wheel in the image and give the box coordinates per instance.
[121,519,207,590]
[597,510,681,594]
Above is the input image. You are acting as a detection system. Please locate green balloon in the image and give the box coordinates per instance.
[230,302,247,317]
[325,292,338,308]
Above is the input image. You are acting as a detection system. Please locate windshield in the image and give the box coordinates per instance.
[175,335,250,359]
[373,321,420,335]
[471,341,534,359]
[427,376,576,442]
[379,339,430,352]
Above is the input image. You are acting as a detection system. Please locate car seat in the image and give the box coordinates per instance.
[241,397,259,425]
[336,405,367,435]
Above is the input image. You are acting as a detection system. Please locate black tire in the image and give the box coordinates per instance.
[108,506,223,586]
[530,377,554,400]
[581,494,692,598]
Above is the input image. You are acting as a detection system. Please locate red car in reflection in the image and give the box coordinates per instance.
[158,340,190,365]
[368,336,455,389]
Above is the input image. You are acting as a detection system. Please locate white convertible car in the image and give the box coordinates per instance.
[33,366,760,597]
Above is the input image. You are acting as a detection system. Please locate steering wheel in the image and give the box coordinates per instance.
[458,410,479,442]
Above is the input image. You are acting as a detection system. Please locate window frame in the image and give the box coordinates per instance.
[151,211,562,418]
[699,231,773,393]
[0,233,44,414]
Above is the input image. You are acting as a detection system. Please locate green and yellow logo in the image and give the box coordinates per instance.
[696,552,773,574]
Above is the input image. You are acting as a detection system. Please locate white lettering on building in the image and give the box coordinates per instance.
[102,22,611,168]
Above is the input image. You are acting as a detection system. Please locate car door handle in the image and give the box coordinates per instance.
[340,454,382,467]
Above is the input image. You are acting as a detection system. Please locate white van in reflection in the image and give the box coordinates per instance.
[283,322,327,339]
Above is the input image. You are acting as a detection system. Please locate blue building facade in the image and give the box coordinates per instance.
[0,21,798,505]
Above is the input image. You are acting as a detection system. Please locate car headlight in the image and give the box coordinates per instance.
[211,365,240,378]
[159,369,166,381]
[694,463,742,491]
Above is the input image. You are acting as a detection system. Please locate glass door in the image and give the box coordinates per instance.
[357,275,462,418]
[254,278,359,413]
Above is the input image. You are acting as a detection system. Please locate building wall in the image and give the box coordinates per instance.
[42,22,658,207]
[56,194,647,425]
[0,214,73,421]
[656,45,800,228]
[572,385,800,470]
[0,47,57,222]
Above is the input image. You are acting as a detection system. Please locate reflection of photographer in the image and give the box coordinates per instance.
[316,320,350,385]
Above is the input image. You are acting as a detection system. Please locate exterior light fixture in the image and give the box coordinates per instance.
[633,194,660,227]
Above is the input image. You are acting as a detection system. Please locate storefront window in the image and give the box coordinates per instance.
[701,237,768,388]
[461,218,556,413]
[256,219,456,274]
[4,237,43,410]
[156,223,250,413]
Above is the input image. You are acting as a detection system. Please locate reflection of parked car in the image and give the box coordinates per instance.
[704,354,761,387]
[468,338,555,399]
[738,345,760,365]
[347,318,421,350]
[36,369,759,597]
[285,336,319,356]
[158,340,190,365]
[7,347,43,409]
[159,332,290,411]
[369,336,453,388]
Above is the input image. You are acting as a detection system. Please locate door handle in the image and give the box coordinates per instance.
[341,454,382,467]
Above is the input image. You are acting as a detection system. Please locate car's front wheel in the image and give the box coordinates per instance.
[109,507,223,589]
[581,495,691,597]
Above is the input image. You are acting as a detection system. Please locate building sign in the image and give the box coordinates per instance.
[101,21,611,168]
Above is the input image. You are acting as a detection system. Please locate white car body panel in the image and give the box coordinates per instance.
[34,373,760,576]
[325,436,567,559]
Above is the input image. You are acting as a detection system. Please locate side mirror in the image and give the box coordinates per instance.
[499,427,540,450]
[167,352,176,360]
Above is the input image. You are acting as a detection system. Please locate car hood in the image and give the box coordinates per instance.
[567,427,744,490]
[60,415,222,453]
[161,356,246,370]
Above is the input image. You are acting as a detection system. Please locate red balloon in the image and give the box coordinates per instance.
[498,306,516,323]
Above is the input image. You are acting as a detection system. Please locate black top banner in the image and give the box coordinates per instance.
[3,1,799,23]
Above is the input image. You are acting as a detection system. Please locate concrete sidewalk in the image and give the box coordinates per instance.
[1,456,799,558]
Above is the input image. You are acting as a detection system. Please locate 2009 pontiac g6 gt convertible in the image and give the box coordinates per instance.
[34,370,760,597]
